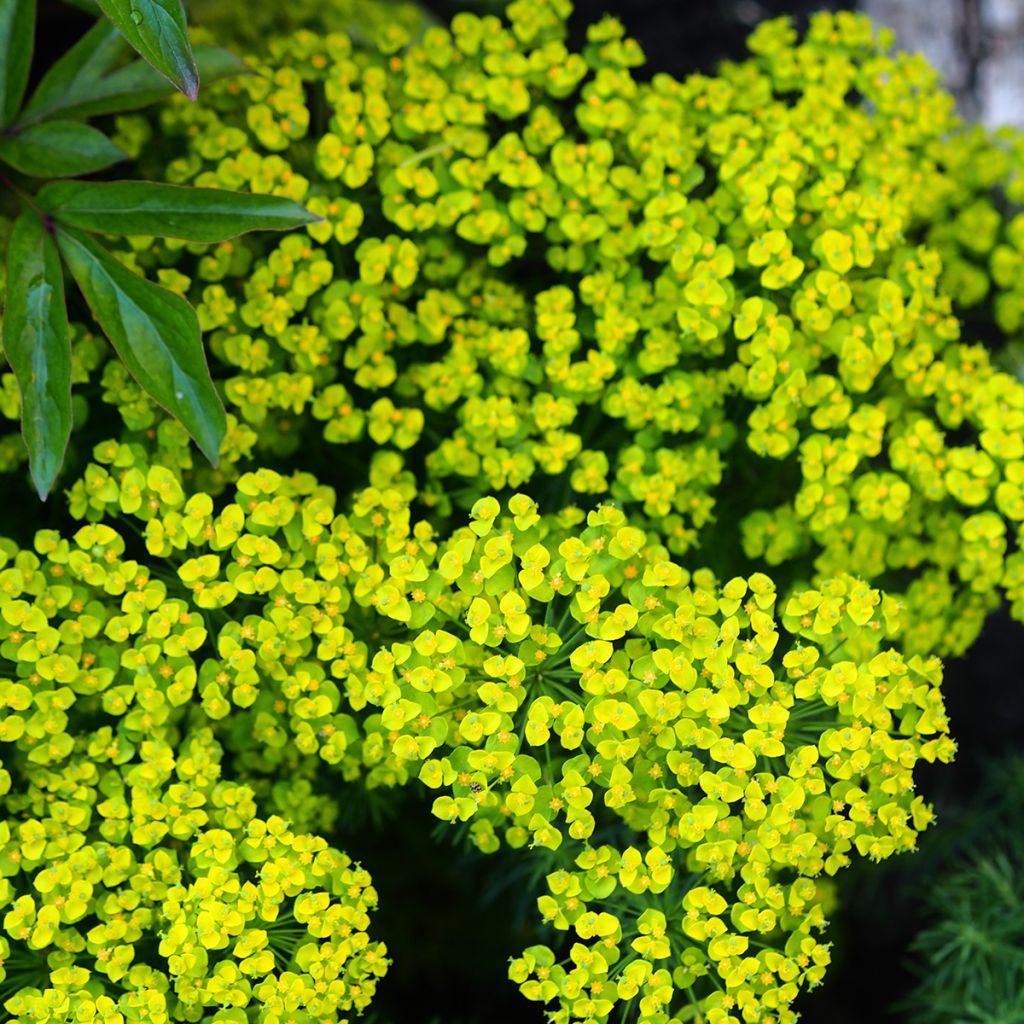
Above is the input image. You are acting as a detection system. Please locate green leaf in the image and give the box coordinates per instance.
[39,180,322,241]
[18,20,127,124]
[0,120,126,177]
[56,226,225,465]
[18,45,246,123]
[0,0,35,127]
[2,210,73,500]
[96,0,199,100]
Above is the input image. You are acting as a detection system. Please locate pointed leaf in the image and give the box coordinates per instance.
[0,120,126,177]
[96,0,199,100]
[22,45,246,122]
[2,210,72,500]
[18,20,128,124]
[0,0,35,127]
[56,227,225,464]
[39,180,321,241]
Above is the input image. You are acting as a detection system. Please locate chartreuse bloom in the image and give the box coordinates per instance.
[2,444,953,1024]
[0,721,386,1023]
[0,0,1011,1019]
[0,0,1008,659]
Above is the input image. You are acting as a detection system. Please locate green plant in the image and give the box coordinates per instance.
[0,437,952,1023]
[80,0,1024,666]
[0,722,388,1023]
[0,1,1021,1022]
[903,850,1024,1024]
[0,0,319,499]
[900,758,1024,1024]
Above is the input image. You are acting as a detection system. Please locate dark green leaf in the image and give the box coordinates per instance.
[21,45,246,123]
[56,227,225,465]
[2,210,72,500]
[0,120,126,176]
[39,180,322,241]
[18,20,127,124]
[96,0,199,100]
[0,0,35,126]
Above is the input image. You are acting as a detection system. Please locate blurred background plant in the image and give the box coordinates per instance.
[904,848,1024,1023]
[897,756,1024,1024]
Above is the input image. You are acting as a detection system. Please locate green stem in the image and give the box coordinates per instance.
[398,131,470,169]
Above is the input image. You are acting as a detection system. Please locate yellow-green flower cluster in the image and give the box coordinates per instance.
[7,444,952,1023]
[0,1,1007,1020]
[907,122,1024,330]
[0,718,386,1023]
[46,0,1014,660]
[188,0,430,55]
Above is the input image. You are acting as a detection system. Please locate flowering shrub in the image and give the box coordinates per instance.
[0,717,386,1024]
[0,432,952,1022]
[0,0,1019,1020]
[75,0,1023,662]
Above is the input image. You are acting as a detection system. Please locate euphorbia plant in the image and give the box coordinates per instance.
[101,0,1024,666]
[0,1,1022,1022]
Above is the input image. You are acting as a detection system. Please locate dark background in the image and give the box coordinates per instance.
[31,1,1024,1021]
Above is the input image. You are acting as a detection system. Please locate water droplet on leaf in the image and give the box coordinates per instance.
[130,8,143,24]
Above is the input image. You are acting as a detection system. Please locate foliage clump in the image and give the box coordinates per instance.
[901,758,1024,1024]
[904,849,1024,1024]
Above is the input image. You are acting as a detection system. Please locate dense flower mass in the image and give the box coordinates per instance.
[71,0,1024,660]
[0,0,1019,1020]
[0,716,386,1024]
[0,433,953,1022]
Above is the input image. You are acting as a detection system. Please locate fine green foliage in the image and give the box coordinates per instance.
[899,757,1024,1024]
[0,11,318,500]
[903,849,1024,1024]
